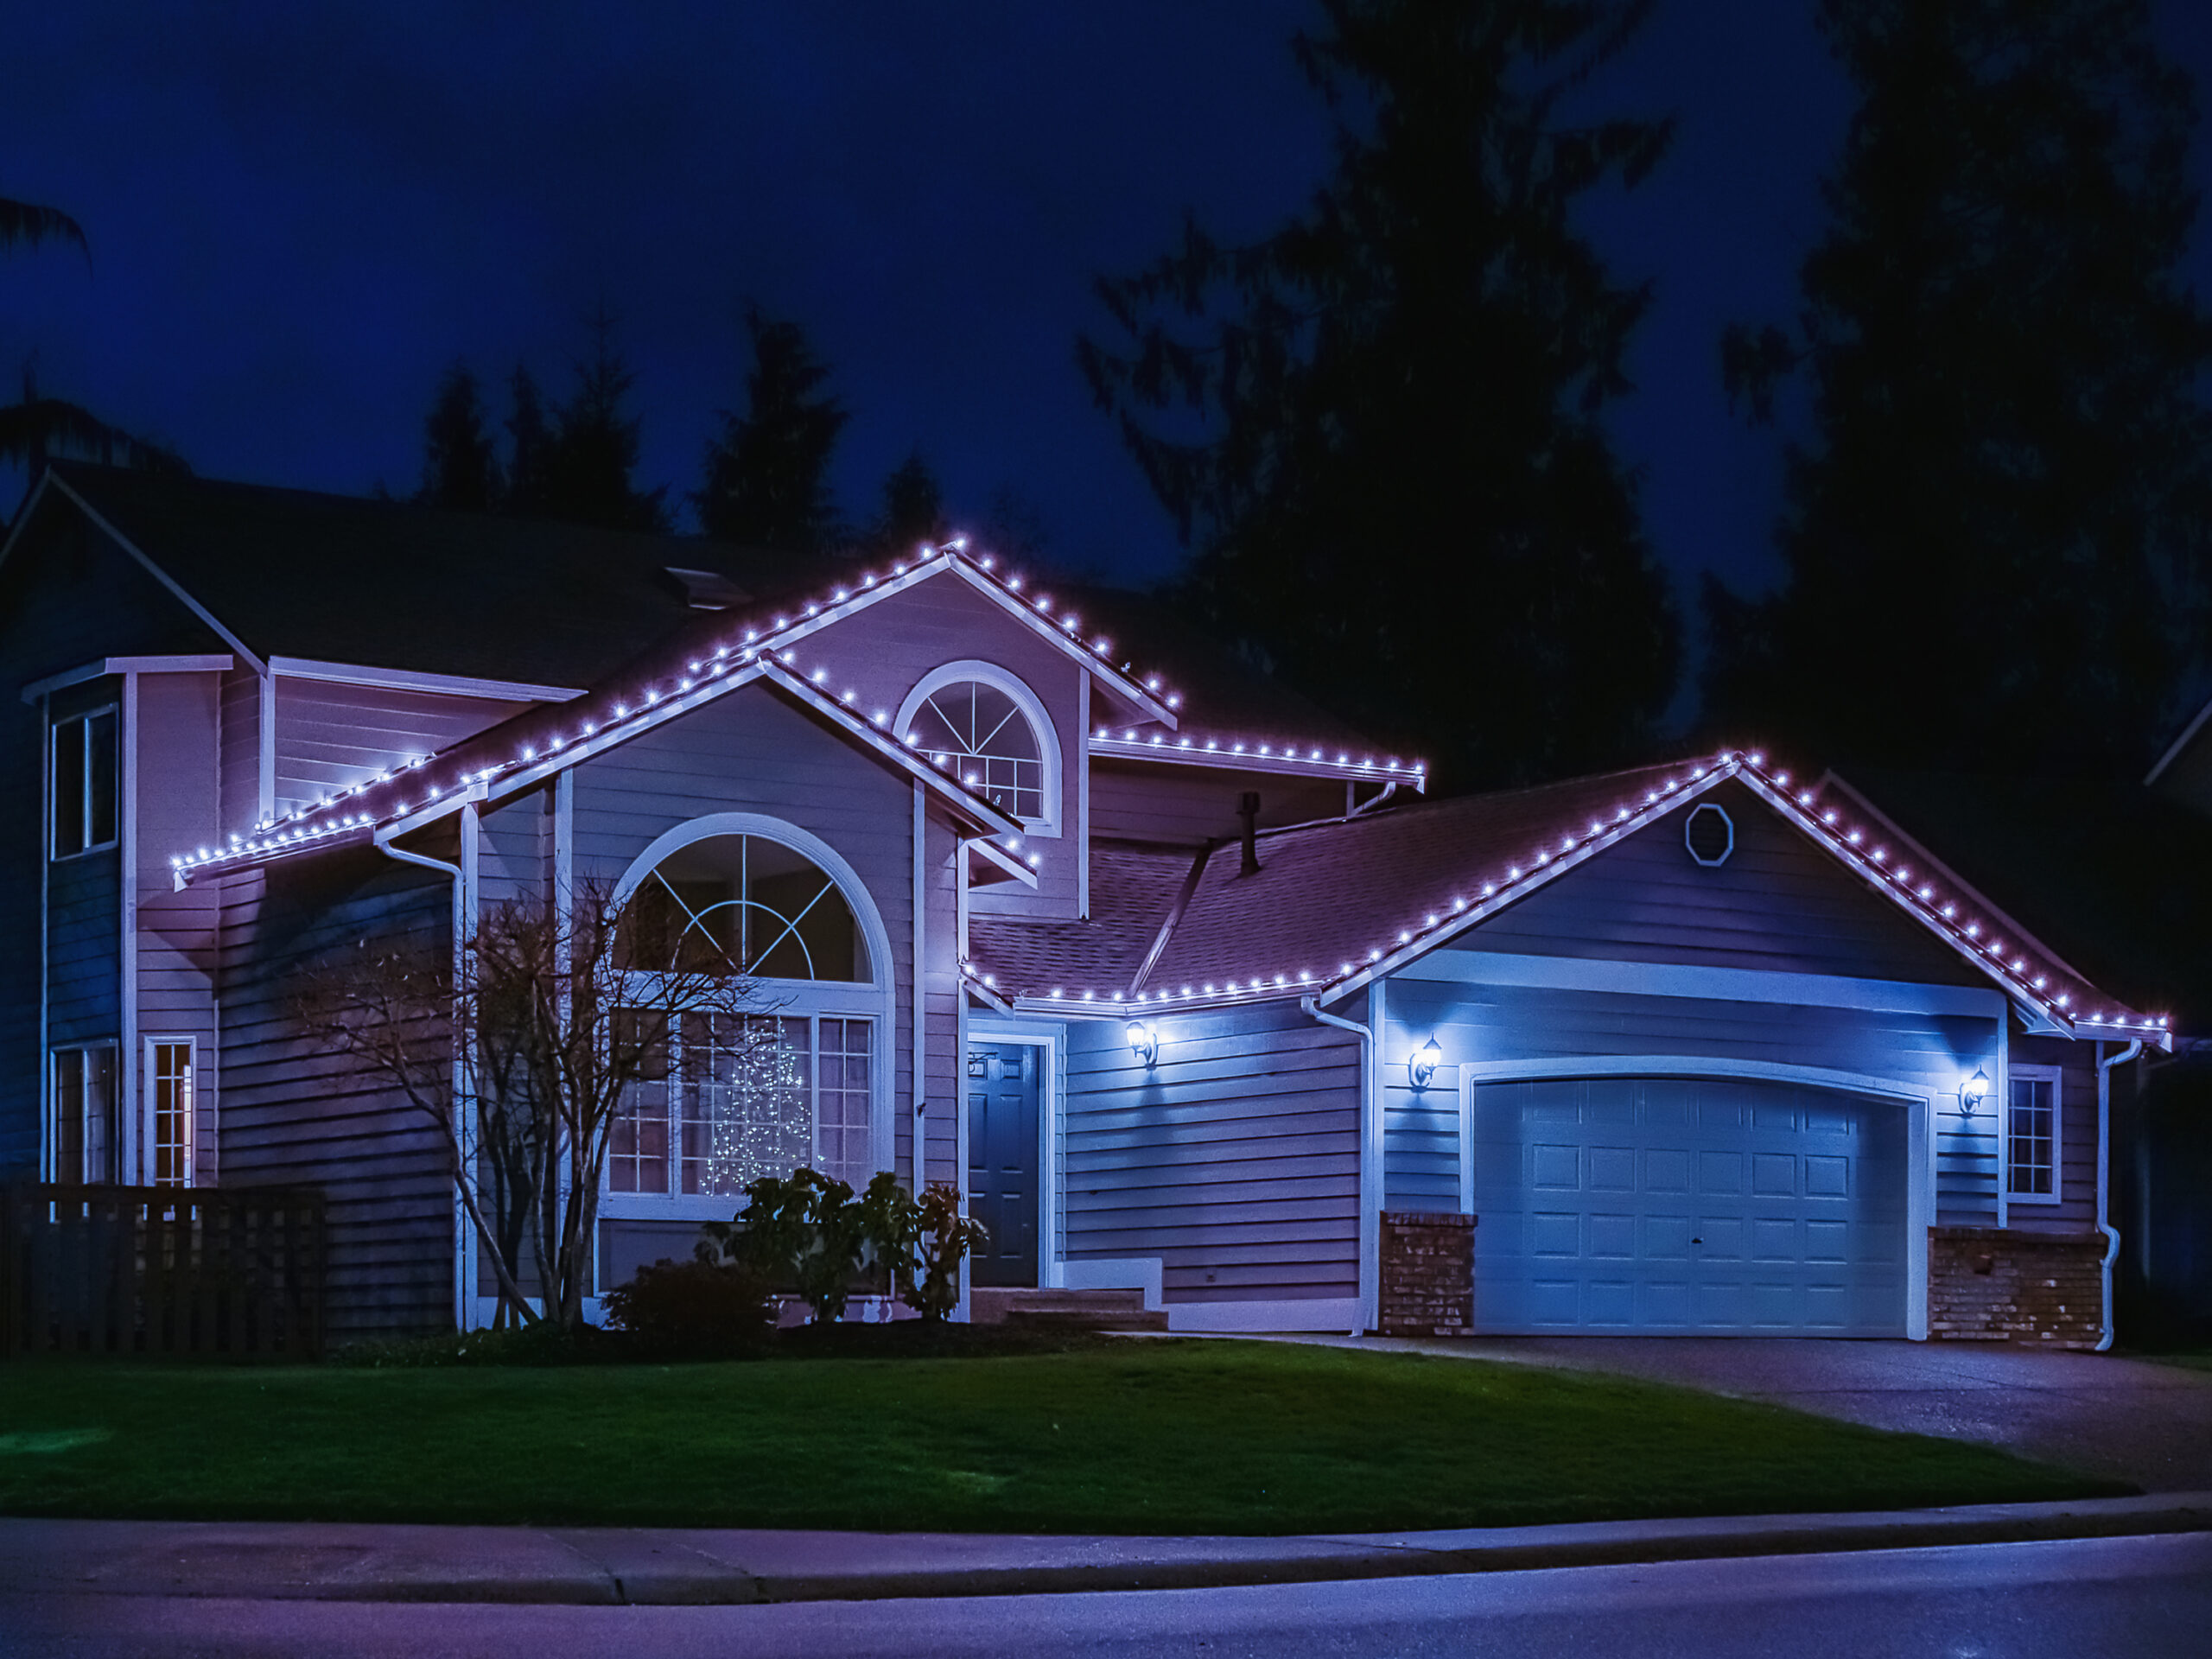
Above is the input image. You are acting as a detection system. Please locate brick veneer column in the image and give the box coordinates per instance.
[1928,1226,2105,1349]
[1379,1211,1475,1338]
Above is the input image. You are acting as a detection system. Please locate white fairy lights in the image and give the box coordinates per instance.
[961,748,2169,1039]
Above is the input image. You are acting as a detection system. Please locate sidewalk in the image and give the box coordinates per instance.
[3,1494,2205,1606]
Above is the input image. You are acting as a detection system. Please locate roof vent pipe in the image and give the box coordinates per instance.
[1238,791,1261,877]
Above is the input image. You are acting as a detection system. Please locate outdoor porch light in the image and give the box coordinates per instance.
[1961,1066,1991,1114]
[1410,1037,1442,1089]
[1128,1020,1160,1068]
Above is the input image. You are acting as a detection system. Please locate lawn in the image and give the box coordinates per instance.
[0,1339,2128,1535]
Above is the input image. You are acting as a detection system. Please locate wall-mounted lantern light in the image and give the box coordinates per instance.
[1410,1037,1442,1089]
[1960,1066,1991,1114]
[1128,1020,1160,1069]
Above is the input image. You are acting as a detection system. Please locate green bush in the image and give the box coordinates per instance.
[600,1256,776,1360]
[704,1168,987,1325]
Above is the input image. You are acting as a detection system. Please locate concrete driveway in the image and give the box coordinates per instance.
[1330,1337,2212,1492]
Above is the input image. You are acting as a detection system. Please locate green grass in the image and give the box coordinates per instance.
[0,1339,2129,1534]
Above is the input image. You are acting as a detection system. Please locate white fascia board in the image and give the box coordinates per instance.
[2145,694,2212,786]
[43,474,267,673]
[1819,770,2094,987]
[967,835,1041,889]
[942,559,1179,730]
[268,656,584,704]
[1089,734,1427,791]
[22,654,233,703]
[1393,947,2008,1021]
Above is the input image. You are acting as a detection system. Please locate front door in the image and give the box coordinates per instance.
[967,1042,1041,1287]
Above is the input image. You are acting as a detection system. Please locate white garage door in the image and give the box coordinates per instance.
[1471,1075,1908,1336]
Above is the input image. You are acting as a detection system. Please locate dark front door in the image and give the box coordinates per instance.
[967,1042,1040,1287]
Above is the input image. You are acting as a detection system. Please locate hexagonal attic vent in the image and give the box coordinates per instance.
[1685,803,1734,867]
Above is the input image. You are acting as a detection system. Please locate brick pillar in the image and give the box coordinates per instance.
[1928,1226,2105,1349]
[1379,1211,1474,1338]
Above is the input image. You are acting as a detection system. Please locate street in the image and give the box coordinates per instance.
[5,1532,2206,1658]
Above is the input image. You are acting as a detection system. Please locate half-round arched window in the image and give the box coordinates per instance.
[895,661,1060,832]
[616,833,870,982]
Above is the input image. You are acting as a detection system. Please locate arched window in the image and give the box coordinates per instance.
[895,661,1060,831]
[605,817,889,1205]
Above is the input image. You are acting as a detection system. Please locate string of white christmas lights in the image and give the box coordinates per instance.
[1089,728,1427,782]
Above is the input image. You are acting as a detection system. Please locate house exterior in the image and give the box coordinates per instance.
[0,462,2175,1347]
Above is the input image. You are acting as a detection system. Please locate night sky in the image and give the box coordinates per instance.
[7,2,2212,631]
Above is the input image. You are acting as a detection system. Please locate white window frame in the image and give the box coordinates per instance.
[145,1036,195,1187]
[894,660,1063,836]
[48,1042,119,1184]
[2005,1065,2063,1205]
[49,704,120,861]
[600,813,897,1223]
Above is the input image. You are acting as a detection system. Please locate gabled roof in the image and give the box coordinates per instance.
[965,750,2170,1043]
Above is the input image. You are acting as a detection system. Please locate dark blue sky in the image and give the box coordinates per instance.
[6,2,2211,620]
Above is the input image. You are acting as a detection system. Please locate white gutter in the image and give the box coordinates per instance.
[2095,1038,2143,1353]
[1304,992,1376,1338]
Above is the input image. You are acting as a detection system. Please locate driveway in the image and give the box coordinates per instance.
[1325,1337,2212,1492]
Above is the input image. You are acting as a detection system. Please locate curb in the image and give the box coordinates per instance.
[3,1494,2204,1606]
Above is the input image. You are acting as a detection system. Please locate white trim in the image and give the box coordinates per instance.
[1063,1255,1162,1312]
[2005,1063,2064,1207]
[119,672,138,1183]
[1457,1065,1476,1216]
[2146,693,2212,786]
[1455,1053,1935,1341]
[607,810,900,1192]
[48,702,121,861]
[967,835,1039,889]
[143,1034,196,1186]
[1363,980,1386,1334]
[22,655,232,702]
[941,560,1179,730]
[912,780,928,1198]
[1394,949,2008,1020]
[42,474,267,673]
[256,672,276,826]
[1167,1297,1362,1333]
[967,1016,1062,1289]
[1996,1015,2011,1230]
[1076,670,1090,918]
[1088,733,1426,791]
[268,656,584,705]
[894,659,1065,837]
[1684,802,1734,867]
[36,690,50,1179]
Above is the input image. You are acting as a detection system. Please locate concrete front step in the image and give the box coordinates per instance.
[969,1287,1168,1332]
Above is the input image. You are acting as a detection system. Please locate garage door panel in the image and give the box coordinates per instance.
[1472,1076,1908,1337]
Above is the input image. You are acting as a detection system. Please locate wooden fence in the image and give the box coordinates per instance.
[0,1185,325,1361]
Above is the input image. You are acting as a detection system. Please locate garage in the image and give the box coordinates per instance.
[1471,1074,1909,1336]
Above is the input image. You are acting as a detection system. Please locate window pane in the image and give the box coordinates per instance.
[680,1013,811,1195]
[906,681,1046,821]
[53,1050,84,1181]
[615,835,868,982]
[86,710,118,847]
[817,1018,873,1187]
[151,1043,193,1185]
[54,718,85,855]
[2008,1078,2055,1197]
[84,1047,116,1184]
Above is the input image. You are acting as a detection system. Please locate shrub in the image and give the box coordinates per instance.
[600,1255,776,1359]
[906,1181,988,1321]
[705,1167,889,1325]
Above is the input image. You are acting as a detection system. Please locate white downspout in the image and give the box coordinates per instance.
[375,802,478,1331]
[2095,1038,2143,1353]
[1304,993,1376,1338]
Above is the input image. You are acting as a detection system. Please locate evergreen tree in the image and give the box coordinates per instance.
[502,365,555,521]
[1079,0,1679,788]
[416,360,500,512]
[694,307,848,551]
[1705,0,2212,775]
[542,309,670,532]
[873,448,950,553]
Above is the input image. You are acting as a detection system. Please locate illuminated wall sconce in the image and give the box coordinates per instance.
[1960,1066,1991,1115]
[1410,1037,1442,1089]
[1128,1020,1160,1068]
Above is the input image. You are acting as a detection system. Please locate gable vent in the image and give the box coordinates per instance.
[1685,803,1734,868]
[663,566,753,610]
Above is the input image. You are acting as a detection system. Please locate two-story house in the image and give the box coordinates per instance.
[0,461,2174,1346]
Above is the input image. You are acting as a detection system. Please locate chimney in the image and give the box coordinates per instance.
[1237,791,1262,877]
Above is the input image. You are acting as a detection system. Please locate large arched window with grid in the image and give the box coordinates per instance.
[605,818,890,1205]
[895,662,1060,832]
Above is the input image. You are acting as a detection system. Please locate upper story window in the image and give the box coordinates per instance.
[52,707,118,859]
[617,833,870,982]
[896,662,1059,831]
[2006,1069,2062,1203]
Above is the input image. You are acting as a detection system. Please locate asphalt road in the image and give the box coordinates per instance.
[6,1534,2208,1658]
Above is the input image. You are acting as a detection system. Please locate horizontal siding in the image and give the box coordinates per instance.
[273,676,522,819]
[1088,761,1350,845]
[219,850,455,1343]
[2009,1034,2104,1233]
[219,667,263,835]
[1379,977,2003,1224]
[478,787,550,909]
[1064,1003,1358,1306]
[1458,779,1985,986]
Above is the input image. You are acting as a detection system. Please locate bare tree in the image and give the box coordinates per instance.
[299,873,785,1332]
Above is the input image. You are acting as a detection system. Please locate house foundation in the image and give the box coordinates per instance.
[1378,1211,1475,1338]
[1928,1225,2104,1349]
